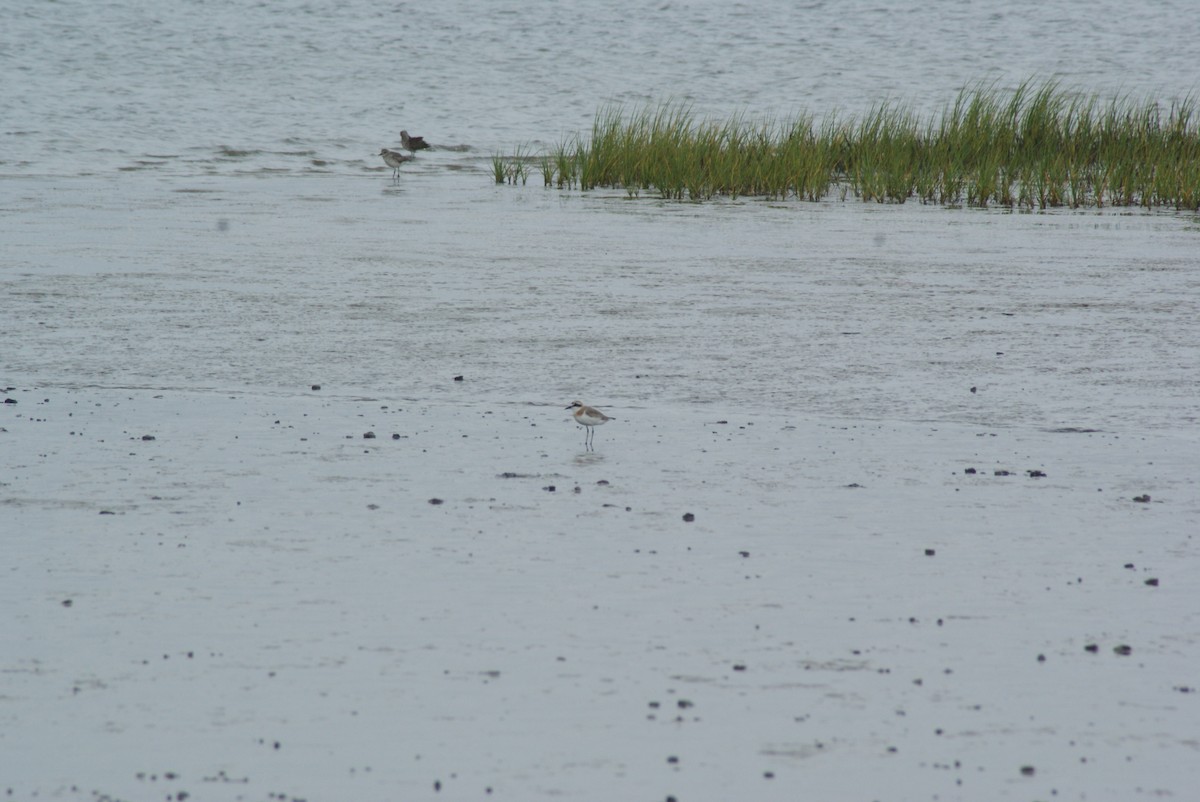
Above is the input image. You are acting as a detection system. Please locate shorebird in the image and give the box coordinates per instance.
[379,148,413,178]
[566,401,613,449]
[399,130,431,153]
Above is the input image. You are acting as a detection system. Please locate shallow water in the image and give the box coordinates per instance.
[3,1,1200,800]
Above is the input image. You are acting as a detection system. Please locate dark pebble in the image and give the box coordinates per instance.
[739,551,750,558]
[141,434,156,441]
[99,510,115,515]
[969,386,977,393]
[682,512,694,522]
[453,375,464,382]
[3,398,16,405]
[311,384,321,391]
[994,469,1011,476]
[924,548,936,556]
[676,699,693,709]
[392,433,401,440]
[1145,578,1159,586]
[363,431,375,439]
[1133,494,1151,503]
[1020,765,1036,776]
[62,599,73,607]
[666,756,679,764]
[1084,643,1099,653]
[1113,644,1132,656]
[428,498,444,505]
[1027,469,1045,478]
[1036,654,1045,662]
[543,485,556,492]
[964,468,976,474]
[596,479,610,485]
[733,664,746,671]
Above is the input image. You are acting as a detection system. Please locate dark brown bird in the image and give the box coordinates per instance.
[399,130,431,153]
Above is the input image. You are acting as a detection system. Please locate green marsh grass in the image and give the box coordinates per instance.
[505,83,1199,209]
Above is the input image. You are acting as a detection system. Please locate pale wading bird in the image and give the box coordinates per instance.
[399,130,431,153]
[566,401,613,449]
[379,148,413,178]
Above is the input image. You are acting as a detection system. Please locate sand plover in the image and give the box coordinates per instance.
[400,130,431,153]
[566,401,613,449]
[379,148,413,178]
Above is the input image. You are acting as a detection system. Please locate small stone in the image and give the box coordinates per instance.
[924,548,936,556]
[453,375,464,382]
[141,434,156,441]
[61,599,73,607]
[363,431,376,439]
[428,498,444,505]
[311,384,321,391]
[1084,643,1099,653]
[1020,765,1036,776]
[1133,494,1151,503]
[543,485,556,492]
[1113,644,1132,656]
[1027,469,1045,478]
[682,512,694,522]
[1145,578,1159,586]
[964,467,976,474]
[392,433,401,440]
[994,469,1011,476]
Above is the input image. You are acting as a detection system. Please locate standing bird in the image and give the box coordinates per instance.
[566,401,613,449]
[379,148,413,178]
[399,130,431,153]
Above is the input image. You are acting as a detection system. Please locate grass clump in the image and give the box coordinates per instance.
[504,82,1199,209]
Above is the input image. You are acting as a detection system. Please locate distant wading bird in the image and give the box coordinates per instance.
[399,130,430,153]
[379,148,413,178]
[566,401,613,449]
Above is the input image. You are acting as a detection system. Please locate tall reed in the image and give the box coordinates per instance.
[501,82,1199,209]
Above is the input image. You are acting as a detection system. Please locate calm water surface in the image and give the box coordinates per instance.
[4,0,1199,430]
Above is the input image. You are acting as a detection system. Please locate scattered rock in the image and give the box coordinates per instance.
[392,433,401,440]
[1145,578,1159,587]
[970,386,977,393]
[732,664,747,671]
[363,431,375,439]
[676,699,693,709]
[738,550,750,558]
[994,469,1012,476]
[310,384,321,391]
[1113,644,1132,656]
[61,599,73,607]
[1084,643,1099,653]
[924,548,936,556]
[428,498,444,505]
[1133,494,1151,503]
[1020,765,1036,776]
[453,375,464,382]
[964,467,977,474]
[1026,469,1045,478]
[543,485,556,492]
[682,512,694,522]
[141,434,156,441]
[3,398,16,405]
[596,479,610,486]
[99,510,115,515]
